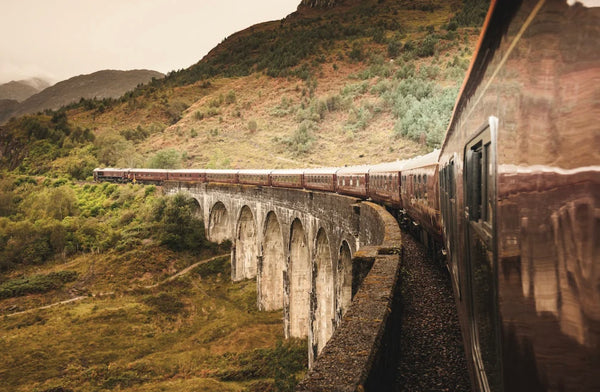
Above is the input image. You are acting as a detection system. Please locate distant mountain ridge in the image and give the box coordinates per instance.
[0,78,51,102]
[0,69,164,124]
[300,0,340,7]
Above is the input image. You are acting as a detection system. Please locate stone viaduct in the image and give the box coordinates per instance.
[164,181,403,389]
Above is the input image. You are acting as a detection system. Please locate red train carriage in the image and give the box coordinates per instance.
[205,169,239,184]
[128,168,168,184]
[336,165,370,198]
[303,168,337,192]
[399,150,441,242]
[238,169,271,186]
[367,161,404,206]
[438,0,600,391]
[168,169,206,183]
[270,169,304,189]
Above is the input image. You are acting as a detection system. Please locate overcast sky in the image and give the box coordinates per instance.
[0,0,301,85]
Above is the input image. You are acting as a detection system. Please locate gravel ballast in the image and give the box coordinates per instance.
[394,232,471,392]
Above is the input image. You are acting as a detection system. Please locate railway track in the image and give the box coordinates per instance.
[394,232,470,392]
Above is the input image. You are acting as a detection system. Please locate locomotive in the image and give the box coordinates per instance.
[94,0,599,390]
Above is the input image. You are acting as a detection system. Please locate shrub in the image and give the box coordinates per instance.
[348,42,365,62]
[388,40,402,58]
[247,120,258,133]
[0,271,78,299]
[449,0,491,27]
[142,293,185,315]
[225,90,237,104]
[283,122,315,155]
[415,35,438,57]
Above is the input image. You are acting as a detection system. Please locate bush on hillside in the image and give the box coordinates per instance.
[0,271,78,299]
[450,0,490,27]
[152,193,208,251]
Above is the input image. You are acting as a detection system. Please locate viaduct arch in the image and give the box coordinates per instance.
[164,181,395,367]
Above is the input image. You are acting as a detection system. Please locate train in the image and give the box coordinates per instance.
[94,0,599,390]
[92,153,436,217]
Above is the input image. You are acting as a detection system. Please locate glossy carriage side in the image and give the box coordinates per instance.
[168,169,206,183]
[366,161,404,206]
[438,0,600,391]
[205,169,239,184]
[335,165,370,198]
[303,168,337,192]
[270,169,304,189]
[128,168,168,184]
[399,150,441,243]
[238,169,272,186]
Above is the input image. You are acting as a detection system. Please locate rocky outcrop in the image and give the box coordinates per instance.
[300,0,340,8]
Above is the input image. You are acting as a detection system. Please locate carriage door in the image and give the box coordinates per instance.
[464,121,501,392]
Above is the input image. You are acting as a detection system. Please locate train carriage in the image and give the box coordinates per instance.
[303,168,337,192]
[270,169,304,189]
[168,169,206,183]
[128,168,168,184]
[335,165,370,198]
[367,161,404,206]
[438,0,600,391]
[205,169,239,184]
[237,169,271,186]
[399,150,441,242]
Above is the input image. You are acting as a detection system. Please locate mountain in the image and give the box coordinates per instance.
[1,0,488,174]
[0,69,164,124]
[0,78,51,102]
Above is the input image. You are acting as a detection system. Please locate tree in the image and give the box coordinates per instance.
[94,132,133,166]
[153,194,207,251]
[147,149,182,169]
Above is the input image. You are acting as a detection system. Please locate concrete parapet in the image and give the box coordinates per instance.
[296,202,402,392]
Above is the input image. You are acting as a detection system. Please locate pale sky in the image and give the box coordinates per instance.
[0,0,301,85]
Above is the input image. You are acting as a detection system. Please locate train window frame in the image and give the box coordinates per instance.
[465,126,494,240]
[463,118,501,392]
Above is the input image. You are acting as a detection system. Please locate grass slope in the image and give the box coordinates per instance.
[0,177,306,392]
[0,256,306,392]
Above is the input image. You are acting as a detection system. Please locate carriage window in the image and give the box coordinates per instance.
[466,130,492,225]
[448,160,455,199]
[466,143,483,221]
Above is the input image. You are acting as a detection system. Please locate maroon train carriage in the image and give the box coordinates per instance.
[93,168,129,183]
[128,168,169,184]
[335,165,370,198]
[270,169,304,189]
[205,169,239,184]
[238,169,272,186]
[303,168,338,192]
[399,150,441,241]
[436,0,600,391]
[367,161,404,206]
[168,169,206,183]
